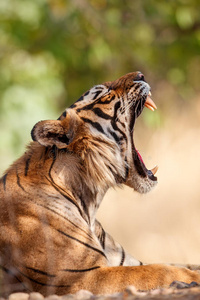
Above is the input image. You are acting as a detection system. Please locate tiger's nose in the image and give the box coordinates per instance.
[135,72,146,82]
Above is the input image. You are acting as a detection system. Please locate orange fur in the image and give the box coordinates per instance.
[1,72,200,296]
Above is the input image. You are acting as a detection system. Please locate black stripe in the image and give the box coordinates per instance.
[99,227,106,249]
[132,83,140,91]
[69,103,76,108]
[57,229,107,259]
[111,102,127,141]
[26,267,56,278]
[2,173,7,191]
[57,110,67,120]
[74,90,90,104]
[16,169,26,192]
[120,246,125,266]
[124,156,129,180]
[76,92,109,112]
[108,129,122,144]
[81,117,105,134]
[92,90,103,100]
[0,265,31,292]
[24,157,31,176]
[135,95,146,118]
[61,111,67,118]
[84,91,89,96]
[129,105,136,131]
[114,101,121,118]
[114,96,126,128]
[43,147,49,161]
[75,95,84,103]
[79,195,90,224]
[117,119,126,128]
[62,266,100,273]
[92,107,111,120]
[15,267,70,288]
[76,102,95,112]
[94,86,104,90]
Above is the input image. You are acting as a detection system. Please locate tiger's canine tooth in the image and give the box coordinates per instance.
[151,165,158,175]
[145,94,157,111]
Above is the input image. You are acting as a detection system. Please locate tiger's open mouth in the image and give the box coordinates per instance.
[132,91,158,182]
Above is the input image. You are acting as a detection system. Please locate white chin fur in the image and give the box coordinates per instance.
[132,176,157,194]
[125,164,157,194]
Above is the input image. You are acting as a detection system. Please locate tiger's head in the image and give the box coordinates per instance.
[31,72,157,194]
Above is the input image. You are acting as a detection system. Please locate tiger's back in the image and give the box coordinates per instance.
[0,144,108,295]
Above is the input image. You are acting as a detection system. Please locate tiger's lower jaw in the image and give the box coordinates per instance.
[124,145,158,194]
[133,176,158,194]
[126,172,158,194]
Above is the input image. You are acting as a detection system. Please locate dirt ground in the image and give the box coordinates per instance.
[3,286,200,300]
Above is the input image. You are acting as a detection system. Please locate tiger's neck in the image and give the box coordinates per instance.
[21,140,125,228]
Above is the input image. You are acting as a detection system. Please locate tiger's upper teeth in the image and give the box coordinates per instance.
[145,92,157,111]
[151,165,158,175]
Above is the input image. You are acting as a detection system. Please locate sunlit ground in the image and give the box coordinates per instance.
[98,99,200,265]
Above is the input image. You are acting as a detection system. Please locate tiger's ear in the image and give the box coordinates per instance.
[31,111,79,149]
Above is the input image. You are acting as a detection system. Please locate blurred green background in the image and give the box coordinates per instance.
[1,0,200,264]
[1,0,200,171]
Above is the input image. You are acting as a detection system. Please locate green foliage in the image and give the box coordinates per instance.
[0,0,200,172]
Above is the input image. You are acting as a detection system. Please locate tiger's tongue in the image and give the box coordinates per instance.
[136,150,145,165]
[136,149,158,175]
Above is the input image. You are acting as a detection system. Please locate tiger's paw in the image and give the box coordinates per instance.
[170,281,200,289]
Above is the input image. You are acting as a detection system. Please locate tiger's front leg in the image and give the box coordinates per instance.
[78,264,200,294]
[94,220,142,267]
[95,221,200,272]
[93,221,200,293]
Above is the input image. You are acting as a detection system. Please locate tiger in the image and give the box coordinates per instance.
[0,71,200,297]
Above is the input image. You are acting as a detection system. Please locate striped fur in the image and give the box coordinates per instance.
[0,72,200,296]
